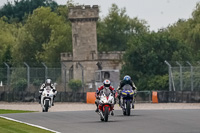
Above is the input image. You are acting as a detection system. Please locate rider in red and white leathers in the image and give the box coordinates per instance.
[95,79,116,113]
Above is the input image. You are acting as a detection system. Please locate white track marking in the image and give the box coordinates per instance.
[0,116,61,133]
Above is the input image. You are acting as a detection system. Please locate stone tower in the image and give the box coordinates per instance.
[68,5,99,84]
[61,5,124,92]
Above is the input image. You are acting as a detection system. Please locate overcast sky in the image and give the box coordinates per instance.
[1,0,200,31]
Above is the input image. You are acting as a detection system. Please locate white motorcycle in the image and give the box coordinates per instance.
[98,88,115,122]
[41,86,55,112]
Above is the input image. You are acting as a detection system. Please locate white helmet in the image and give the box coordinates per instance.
[45,79,52,85]
[103,79,111,87]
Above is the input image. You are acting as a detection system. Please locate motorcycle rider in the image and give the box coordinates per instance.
[39,78,57,106]
[117,75,137,108]
[95,79,116,115]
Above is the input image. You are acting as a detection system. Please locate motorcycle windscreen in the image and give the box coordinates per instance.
[100,88,111,97]
[122,84,133,91]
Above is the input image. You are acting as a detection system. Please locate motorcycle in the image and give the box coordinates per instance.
[41,86,54,112]
[120,84,135,116]
[97,88,115,122]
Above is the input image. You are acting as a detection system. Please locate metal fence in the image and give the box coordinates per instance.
[165,61,200,91]
[157,91,200,103]
[0,63,64,93]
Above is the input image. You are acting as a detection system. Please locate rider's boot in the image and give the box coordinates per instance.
[132,98,135,109]
[95,108,99,112]
[52,95,56,106]
[119,99,121,107]
[111,111,114,116]
[95,103,99,112]
[38,95,41,104]
[132,103,134,109]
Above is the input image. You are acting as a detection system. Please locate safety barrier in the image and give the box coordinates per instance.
[86,92,96,104]
[152,91,158,103]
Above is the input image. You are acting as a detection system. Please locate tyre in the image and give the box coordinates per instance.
[44,100,49,112]
[126,100,131,116]
[104,106,109,122]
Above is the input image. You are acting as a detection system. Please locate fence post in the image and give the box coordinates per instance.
[149,91,151,103]
[176,61,183,91]
[42,62,48,80]
[164,60,172,91]
[62,63,67,92]
[78,62,84,93]
[24,62,30,89]
[4,63,10,86]
[186,61,193,91]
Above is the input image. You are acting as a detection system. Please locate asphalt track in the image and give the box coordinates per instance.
[1,109,200,133]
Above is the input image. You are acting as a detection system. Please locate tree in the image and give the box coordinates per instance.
[0,17,17,65]
[121,30,193,90]
[97,4,148,51]
[0,0,58,23]
[168,2,200,60]
[12,7,72,64]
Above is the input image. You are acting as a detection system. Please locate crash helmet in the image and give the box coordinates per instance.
[45,79,52,86]
[123,75,131,82]
[103,79,111,87]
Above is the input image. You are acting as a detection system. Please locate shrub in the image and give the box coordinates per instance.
[12,79,27,91]
[32,79,43,87]
[68,79,82,92]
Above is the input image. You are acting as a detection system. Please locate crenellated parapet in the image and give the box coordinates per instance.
[98,51,125,61]
[61,52,73,61]
[68,5,99,22]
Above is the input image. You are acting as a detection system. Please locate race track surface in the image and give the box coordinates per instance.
[1,109,200,133]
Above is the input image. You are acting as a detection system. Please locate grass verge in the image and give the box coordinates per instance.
[0,117,53,133]
[0,109,35,114]
[0,109,53,133]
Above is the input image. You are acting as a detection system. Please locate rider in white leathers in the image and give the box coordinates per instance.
[38,79,57,106]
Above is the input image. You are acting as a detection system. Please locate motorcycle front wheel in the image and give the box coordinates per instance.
[104,106,109,122]
[44,100,49,112]
[126,100,131,116]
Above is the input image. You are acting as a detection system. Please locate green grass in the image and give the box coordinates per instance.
[0,109,53,133]
[0,109,35,114]
[0,118,53,133]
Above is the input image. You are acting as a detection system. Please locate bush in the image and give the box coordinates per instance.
[68,79,82,92]
[32,79,43,87]
[12,79,27,91]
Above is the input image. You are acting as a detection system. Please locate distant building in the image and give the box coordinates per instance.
[61,5,124,92]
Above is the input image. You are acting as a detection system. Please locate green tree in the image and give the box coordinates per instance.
[0,17,18,65]
[0,0,58,23]
[168,2,200,60]
[12,7,72,64]
[97,4,148,51]
[121,30,193,90]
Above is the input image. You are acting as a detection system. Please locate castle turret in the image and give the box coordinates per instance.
[69,5,99,61]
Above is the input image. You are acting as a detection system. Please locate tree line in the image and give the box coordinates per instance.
[0,0,200,91]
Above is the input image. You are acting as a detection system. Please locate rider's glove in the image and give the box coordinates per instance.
[97,96,100,100]
[134,90,137,96]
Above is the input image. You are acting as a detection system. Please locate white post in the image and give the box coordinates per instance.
[176,61,183,91]
[0,81,2,87]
